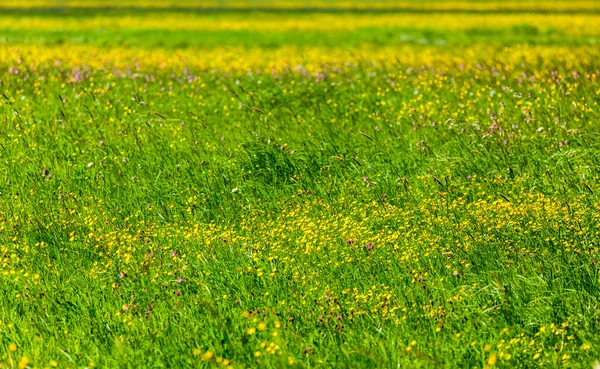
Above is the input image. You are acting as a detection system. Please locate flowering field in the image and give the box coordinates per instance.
[1,2,600,368]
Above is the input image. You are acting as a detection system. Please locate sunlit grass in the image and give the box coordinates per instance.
[1,2,599,369]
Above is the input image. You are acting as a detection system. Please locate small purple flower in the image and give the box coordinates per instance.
[72,71,83,83]
[177,277,183,283]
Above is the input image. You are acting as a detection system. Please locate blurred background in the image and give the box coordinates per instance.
[0,0,598,51]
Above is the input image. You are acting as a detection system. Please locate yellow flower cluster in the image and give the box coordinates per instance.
[3,43,599,74]
[2,0,598,11]
[4,12,600,35]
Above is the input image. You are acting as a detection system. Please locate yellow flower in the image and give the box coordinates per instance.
[254,351,261,357]
[258,322,266,331]
[487,353,497,366]
[582,343,591,350]
[192,348,201,356]
[247,327,256,335]
[288,357,295,365]
[202,350,214,361]
[18,357,29,369]
[8,343,17,352]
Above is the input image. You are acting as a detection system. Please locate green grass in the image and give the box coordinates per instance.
[1,7,600,369]
[1,25,592,49]
[0,11,598,49]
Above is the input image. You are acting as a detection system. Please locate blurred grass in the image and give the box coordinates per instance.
[0,0,598,12]
[0,26,588,49]
[0,11,599,49]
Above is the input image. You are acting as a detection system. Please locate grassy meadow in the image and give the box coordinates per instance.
[1,1,600,368]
